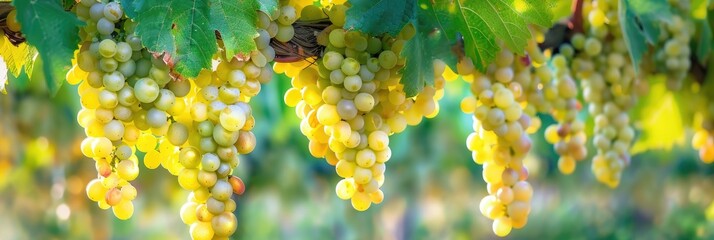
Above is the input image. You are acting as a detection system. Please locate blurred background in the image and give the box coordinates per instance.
[2,72,714,240]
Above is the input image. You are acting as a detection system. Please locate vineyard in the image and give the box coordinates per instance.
[2,0,714,239]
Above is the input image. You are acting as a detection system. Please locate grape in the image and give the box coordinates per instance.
[275,24,295,42]
[103,2,123,22]
[102,71,125,91]
[329,29,346,48]
[97,18,115,35]
[98,39,117,58]
[146,108,168,128]
[99,58,119,72]
[167,122,189,146]
[115,42,133,62]
[277,5,297,25]
[134,78,160,103]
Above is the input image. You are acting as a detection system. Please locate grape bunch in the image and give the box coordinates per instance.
[70,1,280,239]
[72,0,184,220]
[655,7,693,90]
[572,0,642,188]
[544,53,588,174]
[280,3,441,211]
[175,7,280,240]
[459,49,535,236]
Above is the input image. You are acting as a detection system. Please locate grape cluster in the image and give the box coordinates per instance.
[459,49,535,236]
[280,4,440,211]
[73,0,184,220]
[573,0,641,188]
[71,1,280,239]
[175,8,280,240]
[544,54,588,174]
[656,9,693,90]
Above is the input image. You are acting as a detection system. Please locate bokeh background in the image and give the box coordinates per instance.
[2,72,714,240]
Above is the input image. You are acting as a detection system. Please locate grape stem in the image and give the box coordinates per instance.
[271,19,331,63]
[0,3,24,46]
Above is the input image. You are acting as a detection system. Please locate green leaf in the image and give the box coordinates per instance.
[431,0,552,71]
[120,0,145,19]
[696,20,712,64]
[14,0,82,95]
[618,0,671,73]
[551,0,572,22]
[431,0,496,71]
[519,0,556,27]
[345,0,416,36]
[135,0,217,78]
[691,0,708,20]
[693,0,712,64]
[209,0,258,58]
[400,1,457,97]
[257,0,278,18]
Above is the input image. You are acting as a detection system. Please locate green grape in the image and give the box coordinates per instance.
[167,122,189,146]
[98,39,117,58]
[134,78,160,103]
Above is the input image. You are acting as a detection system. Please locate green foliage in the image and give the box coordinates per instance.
[134,0,259,77]
[120,0,145,19]
[400,1,456,97]
[345,0,416,36]
[551,0,573,22]
[257,0,278,18]
[135,0,216,77]
[618,0,671,73]
[693,0,713,63]
[209,0,258,58]
[13,0,82,96]
[430,0,553,71]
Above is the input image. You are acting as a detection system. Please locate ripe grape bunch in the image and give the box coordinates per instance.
[281,3,441,211]
[655,6,693,90]
[176,6,279,240]
[72,0,183,220]
[571,0,643,188]
[68,0,281,239]
[544,53,588,174]
[459,48,535,237]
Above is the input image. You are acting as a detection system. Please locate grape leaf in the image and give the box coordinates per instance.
[209,0,258,59]
[0,37,36,78]
[692,0,708,20]
[696,20,712,64]
[135,0,216,78]
[257,0,278,18]
[14,0,82,95]
[431,0,552,71]
[345,0,416,36]
[120,0,145,19]
[400,1,457,97]
[551,0,573,22]
[519,0,556,27]
[693,0,712,63]
[618,0,671,73]
[631,74,685,154]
